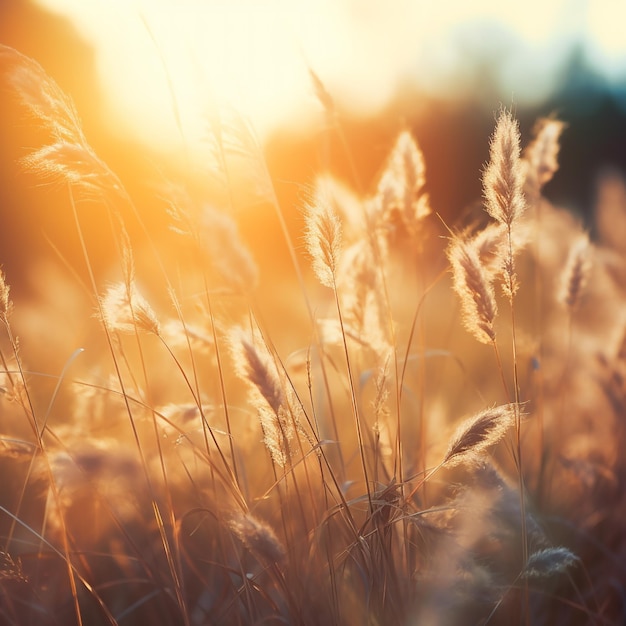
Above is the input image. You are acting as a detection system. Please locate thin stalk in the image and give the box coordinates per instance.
[505,225,529,624]
[332,280,373,513]
[69,186,190,626]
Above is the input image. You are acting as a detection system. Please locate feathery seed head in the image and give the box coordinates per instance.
[374,130,430,243]
[483,109,526,227]
[522,547,579,579]
[99,282,160,335]
[228,512,285,564]
[229,327,306,466]
[443,404,518,468]
[335,241,391,358]
[470,223,508,275]
[1,44,85,145]
[523,117,566,198]
[230,326,284,415]
[0,551,26,584]
[315,174,366,243]
[0,270,10,318]
[559,233,592,311]
[257,404,291,466]
[305,187,343,288]
[448,235,498,344]
[21,142,122,200]
[2,45,126,202]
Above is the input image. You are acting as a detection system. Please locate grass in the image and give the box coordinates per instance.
[0,43,624,625]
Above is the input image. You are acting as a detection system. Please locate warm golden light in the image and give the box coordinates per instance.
[31,0,626,160]
[35,0,320,157]
[3,4,626,622]
[36,0,425,157]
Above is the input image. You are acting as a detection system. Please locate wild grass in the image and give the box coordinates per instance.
[0,43,625,625]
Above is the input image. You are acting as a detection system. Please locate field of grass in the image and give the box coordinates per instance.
[0,43,625,625]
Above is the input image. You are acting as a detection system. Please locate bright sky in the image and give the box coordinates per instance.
[34,0,626,158]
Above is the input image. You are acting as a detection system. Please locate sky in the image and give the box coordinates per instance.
[31,0,626,158]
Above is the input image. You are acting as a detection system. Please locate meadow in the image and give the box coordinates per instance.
[0,43,625,625]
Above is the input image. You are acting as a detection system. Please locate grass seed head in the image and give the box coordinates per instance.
[559,233,592,311]
[0,270,10,317]
[522,547,579,579]
[523,117,566,198]
[305,187,343,288]
[228,512,285,564]
[443,404,517,468]
[483,109,527,227]
[448,235,498,344]
[99,282,160,335]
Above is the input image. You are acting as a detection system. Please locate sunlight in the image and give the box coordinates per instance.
[34,0,626,158]
[34,0,316,156]
[586,0,626,80]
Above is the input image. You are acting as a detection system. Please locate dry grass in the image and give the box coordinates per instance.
[0,43,625,625]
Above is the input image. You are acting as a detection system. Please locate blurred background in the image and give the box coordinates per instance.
[1,0,626,296]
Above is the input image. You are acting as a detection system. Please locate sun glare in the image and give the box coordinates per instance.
[35,0,422,158]
[34,0,626,158]
[586,0,626,80]
[33,0,319,157]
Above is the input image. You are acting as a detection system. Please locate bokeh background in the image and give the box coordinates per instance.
[1,0,626,298]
